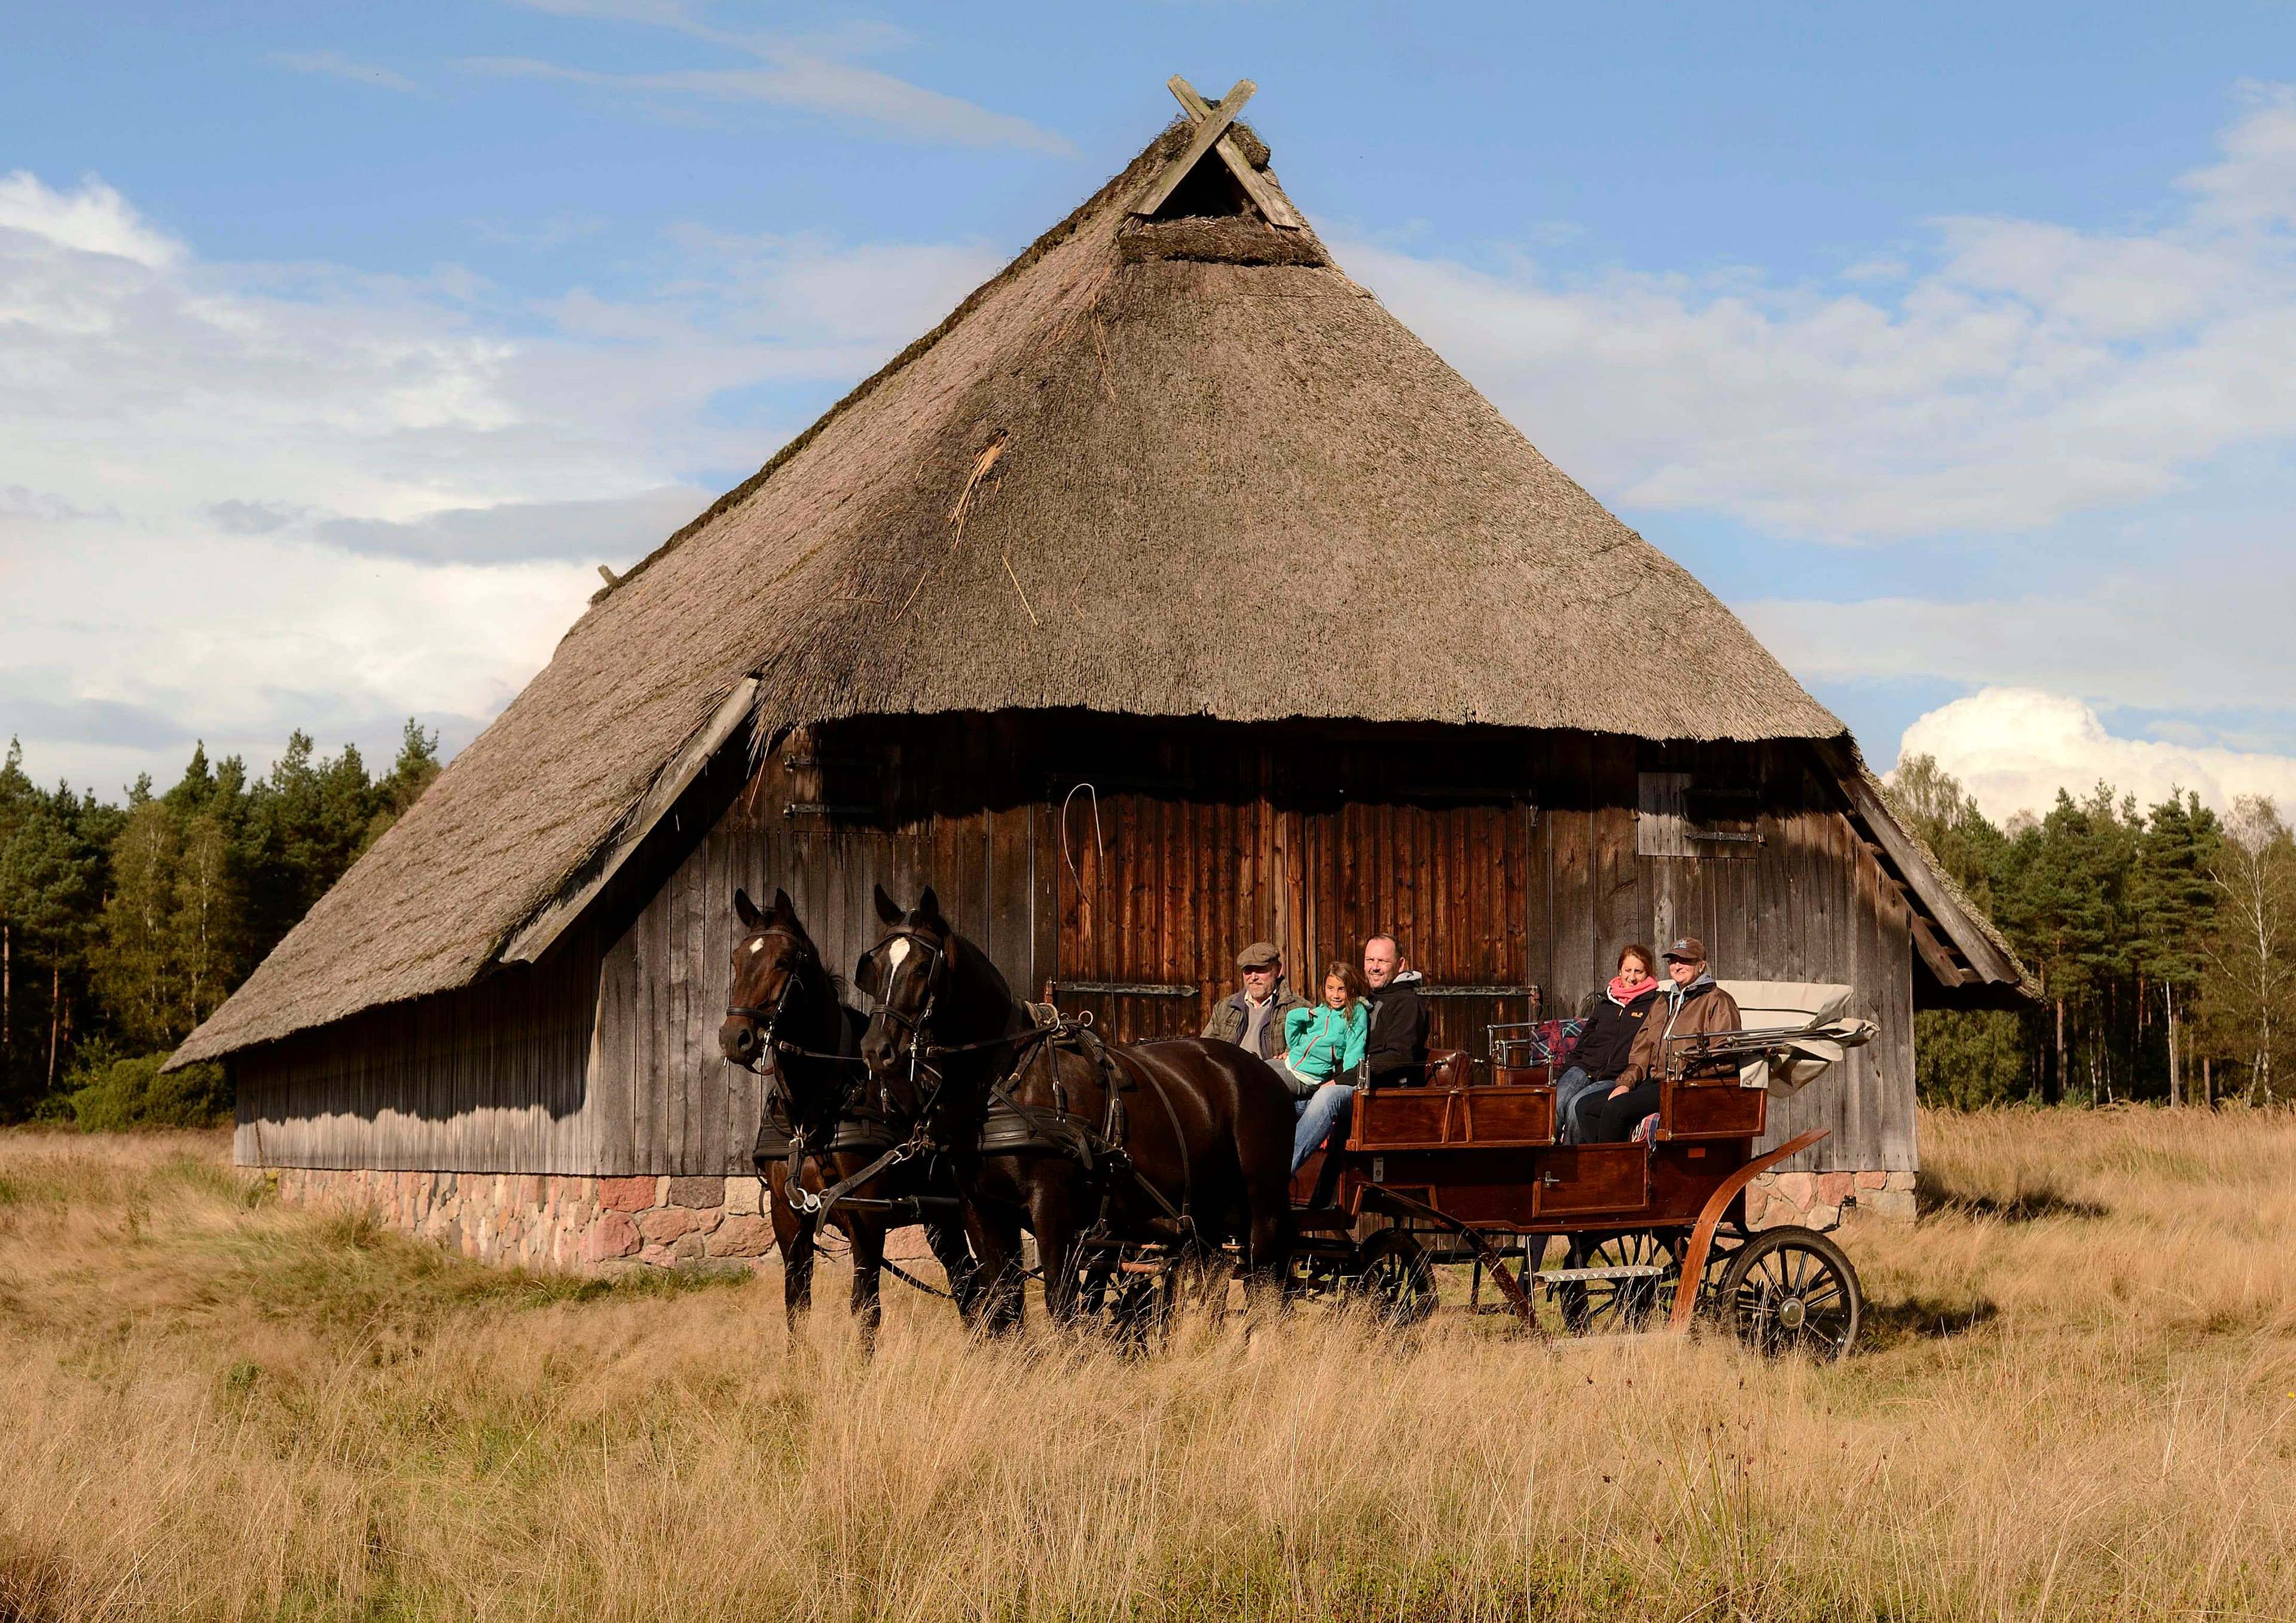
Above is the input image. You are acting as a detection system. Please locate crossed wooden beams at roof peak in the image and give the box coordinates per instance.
[1132,75,1302,230]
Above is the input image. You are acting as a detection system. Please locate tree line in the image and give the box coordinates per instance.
[4,722,2288,1123]
[0,723,440,1124]
[1892,754,2296,1108]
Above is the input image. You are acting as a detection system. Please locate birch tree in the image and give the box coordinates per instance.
[2202,796,2296,1102]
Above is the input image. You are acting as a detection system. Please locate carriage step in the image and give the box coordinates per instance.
[1532,1265,1668,1283]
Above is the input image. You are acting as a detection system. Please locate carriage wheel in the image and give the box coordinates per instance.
[1347,1227,1437,1327]
[1552,1230,1680,1334]
[1717,1227,1861,1360]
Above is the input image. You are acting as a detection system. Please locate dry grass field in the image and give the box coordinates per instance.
[0,1109,2292,1622]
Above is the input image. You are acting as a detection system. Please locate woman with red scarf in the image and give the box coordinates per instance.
[1555,946,1661,1143]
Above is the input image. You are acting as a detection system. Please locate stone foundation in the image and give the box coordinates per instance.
[1745,1167,1915,1230]
[268,1167,796,1271]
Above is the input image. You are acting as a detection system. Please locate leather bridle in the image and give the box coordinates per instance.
[723,923,817,1070]
[859,925,946,1050]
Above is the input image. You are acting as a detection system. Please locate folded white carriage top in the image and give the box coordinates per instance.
[1711,981,1880,1094]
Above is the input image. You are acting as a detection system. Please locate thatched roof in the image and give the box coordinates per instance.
[175,111,1864,1066]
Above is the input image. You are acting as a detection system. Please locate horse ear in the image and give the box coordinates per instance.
[874,884,904,924]
[770,887,795,919]
[734,888,764,929]
[918,885,943,925]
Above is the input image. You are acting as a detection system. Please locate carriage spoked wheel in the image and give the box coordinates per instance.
[1551,1230,1683,1334]
[1716,1226,1862,1360]
[1344,1227,1437,1328]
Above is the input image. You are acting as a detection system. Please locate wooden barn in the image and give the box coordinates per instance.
[170,87,2028,1269]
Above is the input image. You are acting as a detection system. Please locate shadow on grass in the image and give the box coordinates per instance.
[1916,1172,2107,1223]
[1863,1294,2002,1347]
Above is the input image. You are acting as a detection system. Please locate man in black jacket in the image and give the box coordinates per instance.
[1361,934,1429,1087]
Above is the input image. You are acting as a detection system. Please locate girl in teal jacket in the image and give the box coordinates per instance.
[1284,962,1369,1171]
[1282,991,1368,1092]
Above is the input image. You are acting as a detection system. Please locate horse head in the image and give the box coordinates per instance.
[720,885,824,1070]
[856,884,957,1108]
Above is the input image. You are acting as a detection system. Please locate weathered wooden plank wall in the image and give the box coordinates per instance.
[238,717,1918,1176]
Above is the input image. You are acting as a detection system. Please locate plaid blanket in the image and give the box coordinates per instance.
[1531,1018,1584,1063]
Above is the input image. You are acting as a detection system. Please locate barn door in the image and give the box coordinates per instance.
[1295,798,1535,1063]
[1051,789,1271,1043]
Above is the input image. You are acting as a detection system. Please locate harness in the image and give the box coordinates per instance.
[860,926,1199,1244]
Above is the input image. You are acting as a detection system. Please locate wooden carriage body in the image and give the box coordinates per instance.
[1296,1068,1766,1235]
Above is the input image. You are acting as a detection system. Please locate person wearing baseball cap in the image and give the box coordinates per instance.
[1585,936,1743,1143]
[1201,940,1308,1065]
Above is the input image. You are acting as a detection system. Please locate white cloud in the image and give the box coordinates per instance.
[1741,566,2296,717]
[466,4,1073,154]
[1895,688,2296,825]
[0,171,180,267]
[315,485,712,563]
[1344,85,2296,545]
[0,172,1000,793]
[267,50,421,94]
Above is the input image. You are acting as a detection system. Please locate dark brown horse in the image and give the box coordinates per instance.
[718,887,977,1345]
[856,885,1293,1334]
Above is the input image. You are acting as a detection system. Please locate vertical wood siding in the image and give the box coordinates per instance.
[239,720,1919,1176]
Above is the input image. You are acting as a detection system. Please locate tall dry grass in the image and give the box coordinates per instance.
[0,1111,2292,1621]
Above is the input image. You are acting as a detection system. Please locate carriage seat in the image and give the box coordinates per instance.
[1424,1049,1470,1090]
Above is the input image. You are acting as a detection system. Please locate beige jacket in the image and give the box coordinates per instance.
[1617,977,1742,1087]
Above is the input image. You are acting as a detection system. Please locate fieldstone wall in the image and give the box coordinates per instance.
[269,1167,788,1271]
[1745,1167,1915,1230]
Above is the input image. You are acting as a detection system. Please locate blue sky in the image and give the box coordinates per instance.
[6,2,2296,820]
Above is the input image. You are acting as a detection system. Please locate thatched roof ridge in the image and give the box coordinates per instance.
[174,110,1858,1066]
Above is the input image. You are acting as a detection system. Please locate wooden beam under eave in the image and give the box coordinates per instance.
[1837,768,2028,991]
[1906,909,1970,988]
[499,676,761,966]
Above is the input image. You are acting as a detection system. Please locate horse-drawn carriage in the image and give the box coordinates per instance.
[1282,983,1879,1359]
[726,884,1877,1361]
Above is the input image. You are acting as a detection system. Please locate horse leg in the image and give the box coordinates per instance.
[1028,1180,1082,1326]
[846,1214,886,1356]
[923,1210,980,1325]
[770,1185,817,1337]
[963,1199,1027,1335]
[1236,1126,1294,1321]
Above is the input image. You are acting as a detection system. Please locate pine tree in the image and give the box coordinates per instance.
[0,769,100,1110]
[1888,754,2030,1104]
[2130,792,2220,1105]
[96,797,181,1050]
[359,720,442,855]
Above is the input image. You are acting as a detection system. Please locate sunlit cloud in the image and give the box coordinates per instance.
[1894,688,2296,824]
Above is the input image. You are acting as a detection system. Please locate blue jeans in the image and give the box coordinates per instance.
[1552,1065,1604,1144]
[1291,1083,1355,1172]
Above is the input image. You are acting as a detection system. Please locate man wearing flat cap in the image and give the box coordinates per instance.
[1586,936,1742,1143]
[1202,940,1308,1065]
